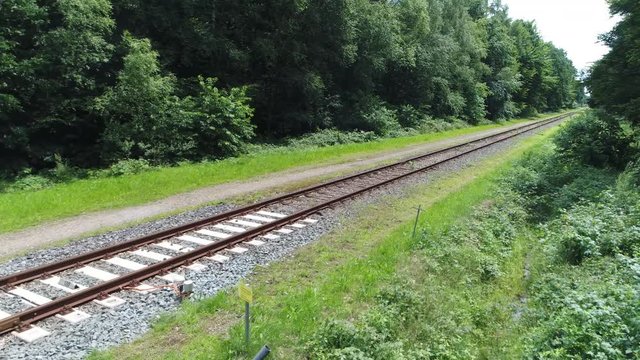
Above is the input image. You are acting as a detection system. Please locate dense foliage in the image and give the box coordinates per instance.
[499,111,640,358]
[589,0,640,125]
[1,0,579,175]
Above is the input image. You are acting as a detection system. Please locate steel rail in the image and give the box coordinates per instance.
[0,114,569,290]
[0,113,571,335]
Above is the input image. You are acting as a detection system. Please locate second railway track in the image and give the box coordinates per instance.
[0,113,573,340]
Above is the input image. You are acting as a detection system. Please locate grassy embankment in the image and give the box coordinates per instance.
[0,112,569,234]
[89,118,564,359]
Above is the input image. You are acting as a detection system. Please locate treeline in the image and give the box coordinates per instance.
[589,0,640,127]
[585,0,640,166]
[1,0,580,175]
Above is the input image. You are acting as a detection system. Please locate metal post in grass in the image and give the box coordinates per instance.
[412,205,422,240]
[238,280,253,349]
[245,302,250,346]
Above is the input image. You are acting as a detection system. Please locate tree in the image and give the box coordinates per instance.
[0,0,115,173]
[545,43,577,110]
[483,1,521,120]
[95,34,184,163]
[0,0,47,172]
[96,34,254,164]
[510,20,553,116]
[589,0,640,125]
[0,0,580,175]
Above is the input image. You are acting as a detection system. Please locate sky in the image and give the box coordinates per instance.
[501,0,620,71]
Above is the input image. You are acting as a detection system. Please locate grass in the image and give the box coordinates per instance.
[0,112,569,235]
[89,121,562,359]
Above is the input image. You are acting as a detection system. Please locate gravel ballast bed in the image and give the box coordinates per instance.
[0,124,556,359]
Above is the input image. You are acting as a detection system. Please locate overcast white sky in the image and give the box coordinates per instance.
[501,0,620,71]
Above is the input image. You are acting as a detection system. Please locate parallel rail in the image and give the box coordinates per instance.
[0,113,572,335]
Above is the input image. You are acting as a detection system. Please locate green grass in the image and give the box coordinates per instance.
[89,122,561,360]
[0,112,568,234]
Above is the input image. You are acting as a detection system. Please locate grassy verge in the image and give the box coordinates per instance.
[0,112,569,234]
[89,123,561,359]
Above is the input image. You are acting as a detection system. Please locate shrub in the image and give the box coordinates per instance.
[6,174,53,192]
[344,96,401,136]
[311,320,364,351]
[617,160,640,189]
[48,154,82,181]
[359,104,400,136]
[478,256,502,281]
[96,33,191,163]
[546,192,640,264]
[497,138,640,357]
[287,129,378,148]
[103,159,152,177]
[183,76,254,158]
[416,117,468,134]
[525,258,640,359]
[375,283,422,321]
[553,111,634,169]
[396,104,424,128]
[501,147,617,221]
[320,347,372,360]
[386,127,420,138]
[308,284,424,359]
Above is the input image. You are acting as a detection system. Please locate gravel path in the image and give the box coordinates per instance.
[0,121,539,258]
[0,121,560,359]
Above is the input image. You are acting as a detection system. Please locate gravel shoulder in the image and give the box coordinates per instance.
[0,121,536,258]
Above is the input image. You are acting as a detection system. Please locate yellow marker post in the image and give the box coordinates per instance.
[238,281,253,347]
[239,282,253,304]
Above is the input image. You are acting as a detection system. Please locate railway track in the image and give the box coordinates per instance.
[0,113,572,341]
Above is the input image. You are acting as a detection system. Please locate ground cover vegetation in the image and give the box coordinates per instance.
[305,112,640,358]
[1,0,582,181]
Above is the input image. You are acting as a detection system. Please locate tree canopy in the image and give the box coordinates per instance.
[589,0,640,125]
[0,0,579,175]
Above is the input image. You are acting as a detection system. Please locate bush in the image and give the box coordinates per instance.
[545,189,640,264]
[48,154,82,182]
[554,111,634,169]
[396,105,425,128]
[375,283,422,316]
[617,160,640,189]
[311,320,365,351]
[345,96,401,136]
[308,283,425,359]
[288,129,378,148]
[96,34,191,163]
[6,174,53,192]
[183,76,254,158]
[103,159,152,177]
[416,117,468,134]
[320,347,372,360]
[501,147,617,221]
[526,258,640,359]
[478,256,502,281]
[359,104,400,136]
